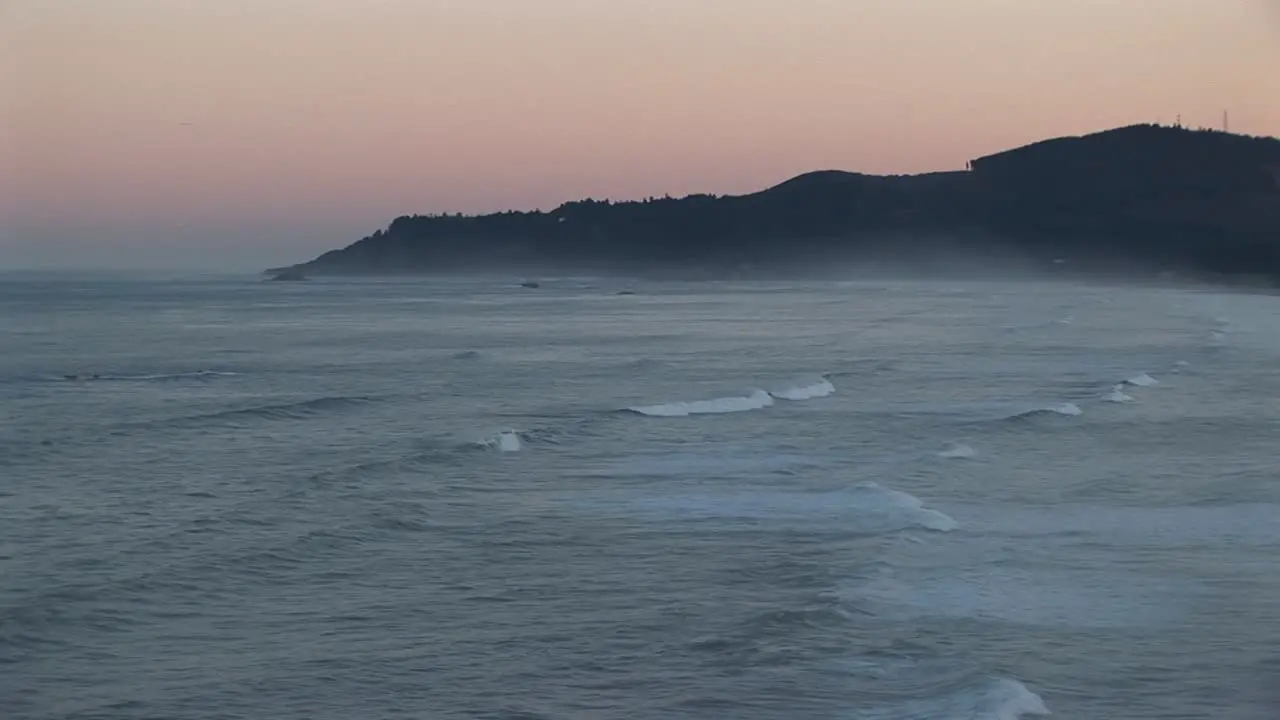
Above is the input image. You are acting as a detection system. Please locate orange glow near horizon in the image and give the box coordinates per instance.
[3,0,1279,268]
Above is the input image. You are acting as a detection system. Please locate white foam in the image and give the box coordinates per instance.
[848,482,958,532]
[1048,402,1081,416]
[937,443,977,459]
[1104,385,1134,403]
[853,677,1050,720]
[1124,373,1159,387]
[480,430,522,452]
[987,679,1051,720]
[770,377,835,401]
[628,389,774,417]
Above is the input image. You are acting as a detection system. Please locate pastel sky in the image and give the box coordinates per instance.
[4,0,1279,270]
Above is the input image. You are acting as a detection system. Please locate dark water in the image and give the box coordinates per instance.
[3,272,1279,719]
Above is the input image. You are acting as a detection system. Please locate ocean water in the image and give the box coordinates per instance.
[3,272,1279,719]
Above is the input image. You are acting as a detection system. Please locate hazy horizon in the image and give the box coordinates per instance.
[4,0,1279,271]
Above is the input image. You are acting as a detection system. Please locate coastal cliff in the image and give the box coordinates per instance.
[273,124,1280,282]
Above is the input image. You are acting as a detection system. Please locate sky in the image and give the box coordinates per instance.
[3,0,1279,270]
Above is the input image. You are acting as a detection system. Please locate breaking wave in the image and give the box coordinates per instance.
[480,430,523,453]
[628,389,775,417]
[771,377,835,400]
[852,677,1050,720]
[1104,385,1134,403]
[1123,373,1159,387]
[627,378,836,416]
[1004,402,1082,421]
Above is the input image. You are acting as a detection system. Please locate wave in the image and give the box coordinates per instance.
[582,481,957,534]
[578,448,825,479]
[852,677,1049,720]
[1004,402,1082,421]
[627,378,835,416]
[1122,373,1159,387]
[854,482,959,532]
[627,389,774,417]
[119,395,376,433]
[937,443,977,459]
[771,377,835,400]
[1104,385,1134,403]
[846,559,1200,630]
[480,430,523,453]
[53,370,239,382]
[303,419,612,487]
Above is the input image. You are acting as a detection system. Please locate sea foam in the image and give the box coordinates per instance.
[1123,373,1159,387]
[853,677,1050,720]
[628,389,774,417]
[628,377,836,416]
[771,377,836,400]
[480,430,523,452]
[1104,385,1134,403]
[1049,402,1083,416]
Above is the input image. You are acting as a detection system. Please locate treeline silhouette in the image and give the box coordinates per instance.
[280,124,1280,283]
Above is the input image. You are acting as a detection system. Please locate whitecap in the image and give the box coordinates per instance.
[627,389,774,417]
[480,430,522,452]
[937,443,977,459]
[1123,373,1159,387]
[1104,385,1134,403]
[770,377,836,401]
[853,482,959,532]
[1048,402,1082,416]
[852,677,1050,720]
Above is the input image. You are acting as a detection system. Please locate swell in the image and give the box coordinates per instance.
[113,395,380,434]
[0,395,386,461]
[0,507,438,660]
[47,370,241,383]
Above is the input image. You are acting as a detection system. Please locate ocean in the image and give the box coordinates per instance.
[3,271,1278,719]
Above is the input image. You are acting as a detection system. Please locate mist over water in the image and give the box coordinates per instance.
[3,272,1279,719]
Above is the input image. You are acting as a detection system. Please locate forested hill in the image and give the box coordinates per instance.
[275,124,1280,282]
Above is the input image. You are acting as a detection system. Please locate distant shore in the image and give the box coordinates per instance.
[273,124,1280,286]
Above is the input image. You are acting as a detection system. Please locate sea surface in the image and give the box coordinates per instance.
[3,271,1279,719]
